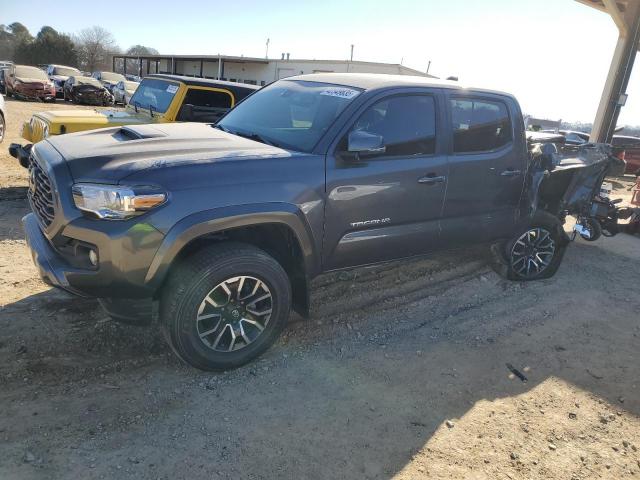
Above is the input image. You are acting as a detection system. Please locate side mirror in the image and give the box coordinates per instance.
[348,130,385,154]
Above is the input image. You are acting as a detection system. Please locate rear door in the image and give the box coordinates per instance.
[323,89,449,270]
[440,93,526,247]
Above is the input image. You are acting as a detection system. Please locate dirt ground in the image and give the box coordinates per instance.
[0,97,639,480]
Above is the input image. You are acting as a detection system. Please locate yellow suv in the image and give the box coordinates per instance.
[9,74,259,167]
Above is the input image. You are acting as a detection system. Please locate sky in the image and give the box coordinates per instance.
[1,0,638,125]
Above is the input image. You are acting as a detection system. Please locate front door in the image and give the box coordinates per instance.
[323,91,448,270]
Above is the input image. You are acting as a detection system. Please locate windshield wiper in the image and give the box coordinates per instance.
[234,130,279,147]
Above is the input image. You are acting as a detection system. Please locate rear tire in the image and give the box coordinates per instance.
[160,242,292,371]
[492,211,568,281]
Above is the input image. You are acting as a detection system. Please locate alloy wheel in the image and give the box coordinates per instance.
[196,275,273,352]
[510,228,555,278]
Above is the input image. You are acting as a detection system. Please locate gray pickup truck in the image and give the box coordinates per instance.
[22,73,611,370]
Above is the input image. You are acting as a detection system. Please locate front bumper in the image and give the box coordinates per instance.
[15,87,55,101]
[23,213,89,296]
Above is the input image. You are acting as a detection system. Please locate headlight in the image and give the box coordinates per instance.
[72,184,166,220]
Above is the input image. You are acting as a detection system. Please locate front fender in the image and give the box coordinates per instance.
[144,202,319,288]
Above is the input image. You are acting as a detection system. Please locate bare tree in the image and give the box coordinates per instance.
[74,26,119,71]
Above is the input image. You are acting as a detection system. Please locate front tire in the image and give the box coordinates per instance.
[160,242,292,371]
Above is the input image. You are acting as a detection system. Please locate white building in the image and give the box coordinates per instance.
[111,54,436,85]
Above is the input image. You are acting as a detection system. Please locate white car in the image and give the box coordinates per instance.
[0,93,5,143]
[112,80,139,105]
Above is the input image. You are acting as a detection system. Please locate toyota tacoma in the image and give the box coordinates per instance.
[22,73,611,370]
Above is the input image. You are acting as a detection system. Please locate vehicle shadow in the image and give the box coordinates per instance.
[0,195,29,241]
[0,238,637,479]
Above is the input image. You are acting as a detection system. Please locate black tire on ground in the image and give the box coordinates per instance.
[491,211,568,281]
[578,217,602,242]
[6,89,12,98]
[160,242,292,371]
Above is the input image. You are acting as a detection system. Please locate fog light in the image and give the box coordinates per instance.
[88,249,98,266]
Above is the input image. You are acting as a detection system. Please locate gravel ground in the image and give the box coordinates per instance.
[0,97,639,480]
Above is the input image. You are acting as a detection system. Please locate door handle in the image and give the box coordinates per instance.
[500,169,522,177]
[418,174,446,185]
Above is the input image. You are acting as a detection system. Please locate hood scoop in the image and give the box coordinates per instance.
[116,125,168,141]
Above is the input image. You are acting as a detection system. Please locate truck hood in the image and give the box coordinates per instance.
[44,122,292,183]
[36,108,153,126]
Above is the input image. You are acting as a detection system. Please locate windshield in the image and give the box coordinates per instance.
[100,72,125,82]
[52,66,80,77]
[218,80,362,152]
[15,66,48,81]
[129,78,179,114]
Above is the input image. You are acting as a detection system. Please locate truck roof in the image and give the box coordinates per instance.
[286,72,516,99]
[148,74,261,93]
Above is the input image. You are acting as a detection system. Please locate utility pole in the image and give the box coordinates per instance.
[427,60,431,74]
[265,38,270,59]
[350,44,354,61]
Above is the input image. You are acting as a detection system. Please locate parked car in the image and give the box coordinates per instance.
[46,64,81,98]
[611,135,640,175]
[0,68,7,94]
[556,129,631,175]
[91,71,126,93]
[63,76,114,106]
[5,64,56,101]
[112,80,139,105]
[21,73,612,371]
[10,75,259,167]
[0,93,5,143]
[558,129,590,145]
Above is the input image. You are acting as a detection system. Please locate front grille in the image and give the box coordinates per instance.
[28,156,55,227]
[29,116,48,142]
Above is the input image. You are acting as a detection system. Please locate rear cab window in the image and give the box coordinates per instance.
[177,88,233,122]
[450,98,512,153]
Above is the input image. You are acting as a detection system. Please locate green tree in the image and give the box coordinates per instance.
[16,26,77,66]
[0,22,33,61]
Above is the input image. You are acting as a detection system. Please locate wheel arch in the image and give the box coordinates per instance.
[146,203,319,317]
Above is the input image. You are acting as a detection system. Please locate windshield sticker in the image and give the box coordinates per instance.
[320,87,360,99]
[166,85,179,94]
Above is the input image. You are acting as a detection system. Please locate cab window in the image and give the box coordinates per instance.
[339,94,437,159]
[451,98,512,153]
[177,88,233,122]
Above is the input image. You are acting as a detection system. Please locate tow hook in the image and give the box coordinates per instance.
[8,143,32,168]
